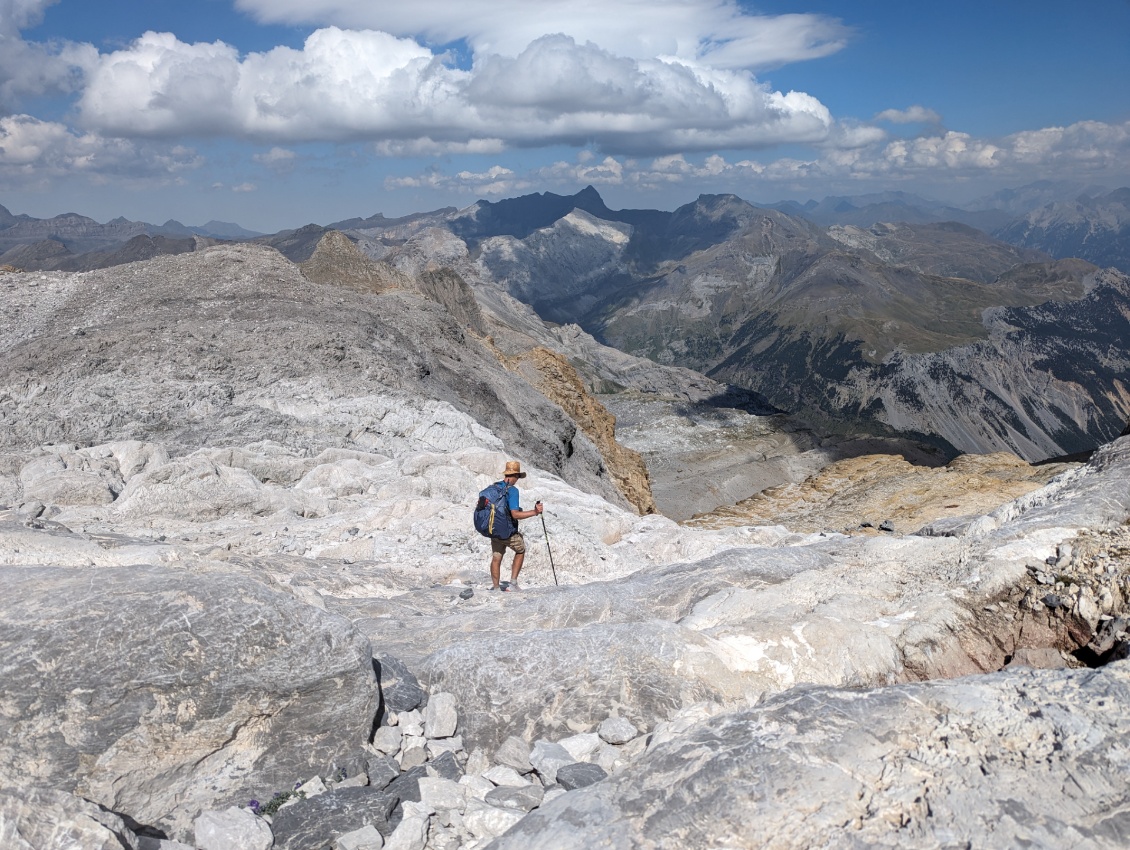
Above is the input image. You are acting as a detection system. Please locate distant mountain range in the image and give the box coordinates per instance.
[3,179,1127,272]
[2,183,1127,460]
[0,203,262,269]
[992,187,1130,274]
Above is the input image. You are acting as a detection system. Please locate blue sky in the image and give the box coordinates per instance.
[1,0,1128,232]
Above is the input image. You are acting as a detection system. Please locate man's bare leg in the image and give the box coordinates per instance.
[490,552,504,588]
[510,552,525,584]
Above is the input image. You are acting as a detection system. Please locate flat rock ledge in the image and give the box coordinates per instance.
[493,661,1130,850]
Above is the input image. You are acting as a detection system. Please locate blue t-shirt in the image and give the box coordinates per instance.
[498,482,520,513]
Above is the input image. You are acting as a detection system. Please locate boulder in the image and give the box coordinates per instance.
[597,717,639,745]
[555,761,608,790]
[417,776,465,812]
[270,786,401,850]
[383,800,430,850]
[528,741,575,786]
[366,753,400,791]
[557,732,602,761]
[0,567,379,842]
[482,766,529,788]
[484,783,544,812]
[493,736,534,774]
[426,751,464,782]
[333,823,385,850]
[375,654,426,714]
[194,807,272,850]
[423,691,458,739]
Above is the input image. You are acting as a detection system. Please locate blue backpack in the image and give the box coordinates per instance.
[473,482,517,539]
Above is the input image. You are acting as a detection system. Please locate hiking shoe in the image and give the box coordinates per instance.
[503,582,520,592]
[488,585,501,591]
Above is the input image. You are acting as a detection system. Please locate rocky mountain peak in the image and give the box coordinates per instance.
[299,230,412,293]
[450,186,616,242]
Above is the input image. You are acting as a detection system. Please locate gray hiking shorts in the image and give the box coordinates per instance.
[491,532,526,555]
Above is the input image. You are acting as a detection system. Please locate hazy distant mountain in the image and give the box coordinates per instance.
[0,210,150,254]
[448,186,671,244]
[770,191,1012,232]
[5,184,1128,458]
[0,237,72,268]
[157,219,264,240]
[194,220,263,239]
[451,186,617,242]
[0,234,206,272]
[329,208,457,232]
[967,180,1111,215]
[0,203,260,256]
[992,188,1130,273]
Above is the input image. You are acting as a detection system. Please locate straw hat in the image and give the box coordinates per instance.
[502,460,527,479]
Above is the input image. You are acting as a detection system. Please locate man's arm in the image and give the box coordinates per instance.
[512,500,544,521]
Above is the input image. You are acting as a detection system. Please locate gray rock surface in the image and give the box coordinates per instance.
[0,787,140,850]
[554,762,608,791]
[490,662,1130,849]
[194,806,273,850]
[0,244,627,508]
[484,784,544,812]
[270,786,401,849]
[0,567,379,842]
[596,717,638,746]
[423,692,459,739]
[376,654,428,715]
[370,438,1130,755]
[333,824,385,850]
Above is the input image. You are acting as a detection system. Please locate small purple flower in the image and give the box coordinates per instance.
[294,780,302,790]
[249,800,260,812]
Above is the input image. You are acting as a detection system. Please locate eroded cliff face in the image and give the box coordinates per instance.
[711,267,1130,460]
[852,268,1130,459]
[501,346,657,515]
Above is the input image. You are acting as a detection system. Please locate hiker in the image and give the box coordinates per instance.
[487,460,543,591]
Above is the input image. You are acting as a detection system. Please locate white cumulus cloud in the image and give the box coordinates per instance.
[72,28,835,154]
[0,113,201,184]
[0,0,97,108]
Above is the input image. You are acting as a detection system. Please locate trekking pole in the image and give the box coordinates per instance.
[538,505,559,586]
